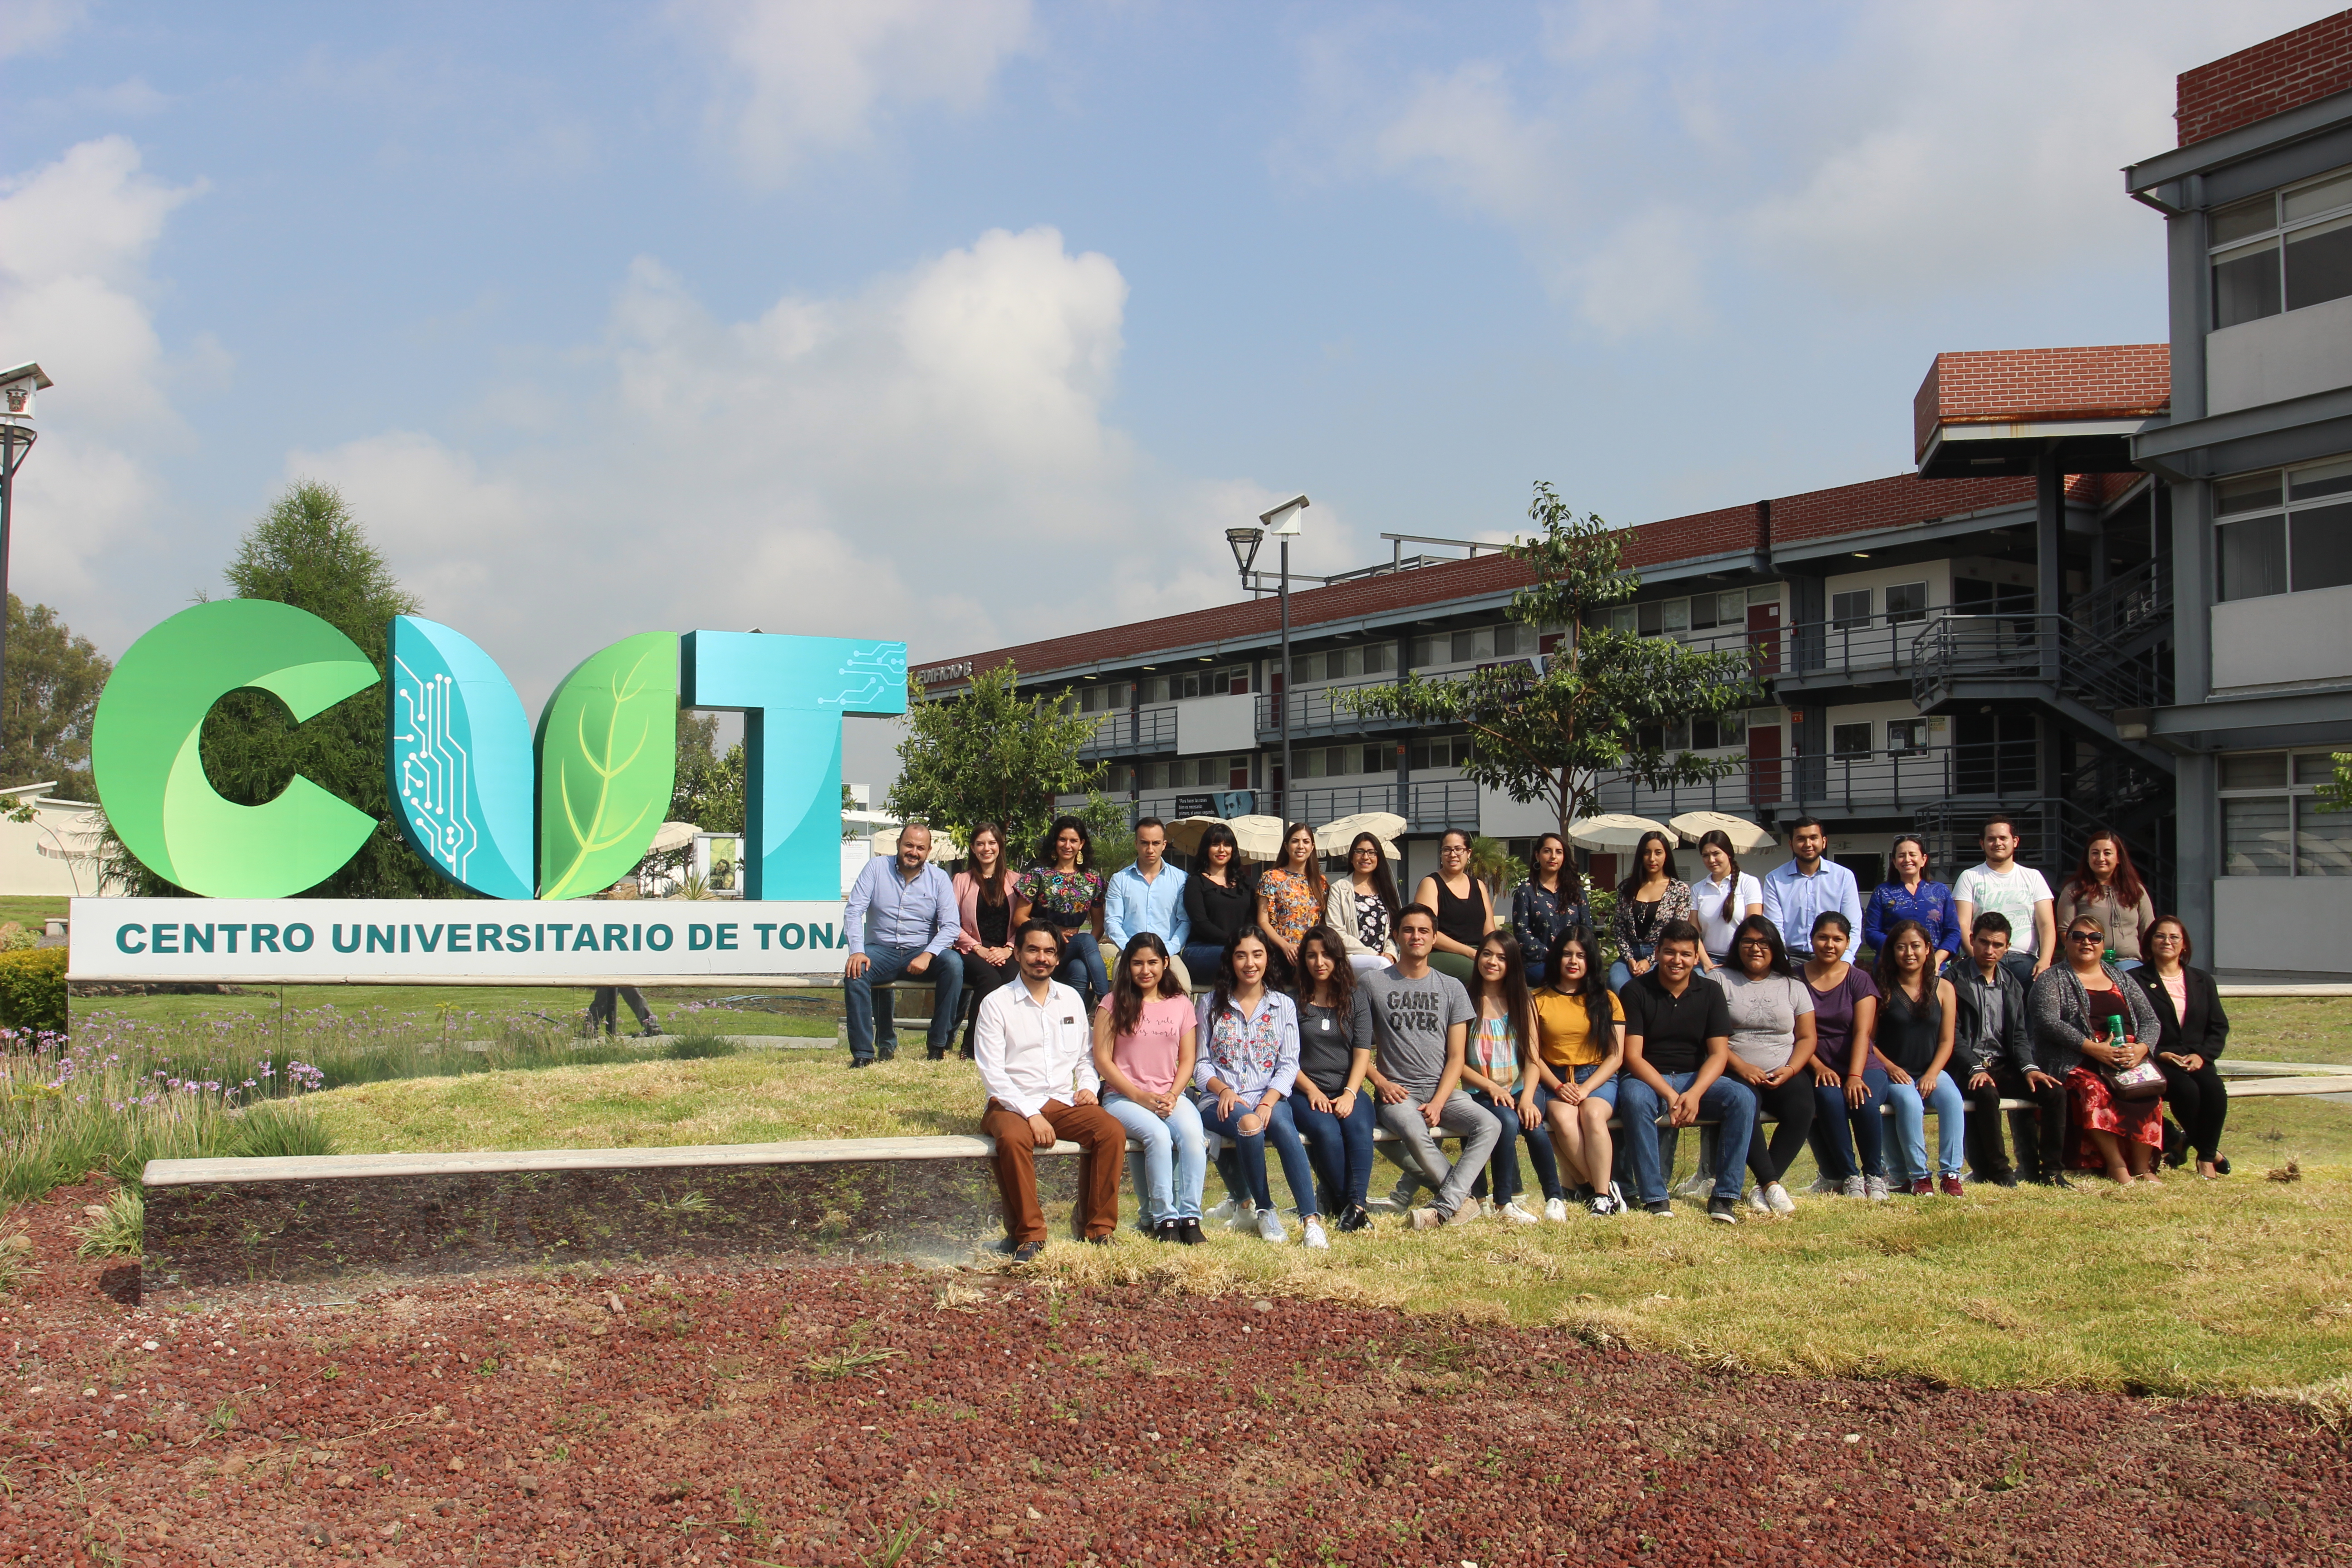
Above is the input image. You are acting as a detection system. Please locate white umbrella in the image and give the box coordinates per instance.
[1566,813,1672,853]
[1668,810,1775,854]
[1162,816,1223,856]
[1315,812,1408,858]
[649,820,701,854]
[872,824,961,863]
[1225,815,1290,862]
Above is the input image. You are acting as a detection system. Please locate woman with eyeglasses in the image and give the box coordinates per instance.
[2028,911,2166,1185]
[1324,832,1401,977]
[2128,915,2231,1179]
[1181,822,1254,983]
[1255,821,1327,991]
[1510,833,1590,986]
[1413,828,1499,985]
[1014,816,1109,1009]
[1862,833,1959,976]
[1608,830,1693,993]
[1706,914,1817,1214]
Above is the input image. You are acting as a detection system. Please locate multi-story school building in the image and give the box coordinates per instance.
[914,15,2352,983]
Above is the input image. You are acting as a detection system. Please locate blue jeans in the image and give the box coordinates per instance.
[1607,941,1656,994]
[1467,1089,1563,1204]
[843,944,965,1062]
[1181,945,1228,989]
[1289,1087,1377,1213]
[1618,1070,1756,1207]
[1196,1094,1320,1217]
[1884,1071,1967,1181]
[1810,1064,1889,1179]
[1102,1090,1206,1226]
[1056,932,1110,1009]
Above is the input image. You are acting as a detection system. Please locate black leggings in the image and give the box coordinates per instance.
[960,950,1018,1055]
[1745,1075,1814,1186]
[1965,1063,2068,1181]
[2160,1058,2229,1162]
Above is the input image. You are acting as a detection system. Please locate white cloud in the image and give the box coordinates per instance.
[671,0,1034,183]
[0,0,85,61]
[0,137,203,603]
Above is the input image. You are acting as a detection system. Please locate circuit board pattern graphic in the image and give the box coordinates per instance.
[386,615,536,900]
[816,642,907,710]
[392,655,481,884]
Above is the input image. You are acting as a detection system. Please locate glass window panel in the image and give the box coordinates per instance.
[1662,599,1690,634]
[2295,798,2352,877]
[1716,709,1746,744]
[2290,500,2352,592]
[2220,752,2288,789]
[2295,752,2342,785]
[2215,471,2283,514]
[2284,215,2352,313]
[2289,457,2352,501]
[2217,515,2288,601]
[1886,582,1929,623]
[1367,643,1395,674]
[1690,596,1718,630]
[1606,608,1636,636]
[1298,750,1323,779]
[1720,592,1748,625]
[1362,745,1387,775]
[2213,241,2283,328]
[1409,636,1437,666]
[1831,589,1871,629]
[1637,601,1663,636]
[2210,191,2277,246]
[2282,168,2352,223]
[2223,797,2293,876]
[1831,723,1872,757]
[1887,718,1928,752]
[1691,717,1719,749]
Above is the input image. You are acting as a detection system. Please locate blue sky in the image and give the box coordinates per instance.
[0,1,2323,786]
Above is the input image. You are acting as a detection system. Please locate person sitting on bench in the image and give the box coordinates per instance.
[1951,912,2068,1187]
[1363,904,1501,1229]
[1617,921,1753,1224]
[974,920,1125,1262]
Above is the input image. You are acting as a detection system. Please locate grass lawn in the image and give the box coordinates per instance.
[2228,997,2352,1066]
[0,895,66,929]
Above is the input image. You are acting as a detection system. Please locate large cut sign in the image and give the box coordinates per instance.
[89,603,906,902]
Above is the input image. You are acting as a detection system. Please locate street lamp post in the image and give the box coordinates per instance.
[0,364,53,720]
[1227,495,1309,819]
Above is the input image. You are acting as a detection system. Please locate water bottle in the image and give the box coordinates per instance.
[2105,1011,2126,1046]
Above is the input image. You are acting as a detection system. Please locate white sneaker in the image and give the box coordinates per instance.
[1227,1205,1259,1231]
[1764,1181,1796,1215]
[1544,1196,1569,1222]
[1841,1175,1866,1199]
[1206,1198,1240,1224]
[1255,1208,1288,1244]
[1500,1200,1541,1225]
[1864,1175,1891,1202]
[1808,1176,1842,1196]
[1671,1170,1712,1199]
[1745,1185,1773,1215]
[1302,1216,1329,1250]
[1469,1197,1491,1218]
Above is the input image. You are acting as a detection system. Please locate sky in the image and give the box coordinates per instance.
[0,0,2325,793]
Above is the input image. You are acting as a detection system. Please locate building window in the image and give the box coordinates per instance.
[2209,164,2352,330]
[1074,681,1131,714]
[2214,456,2352,601]
[1831,722,1873,758]
[1885,582,1929,624]
[1831,588,1871,630]
[1408,734,1473,770]
[2217,750,2352,877]
[1140,666,1249,702]
[1690,590,1745,631]
[1291,643,1396,685]
[1887,718,1929,753]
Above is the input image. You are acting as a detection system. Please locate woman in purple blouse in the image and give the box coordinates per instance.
[1861,833,1959,973]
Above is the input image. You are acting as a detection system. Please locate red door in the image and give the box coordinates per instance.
[1747,724,1783,807]
[1747,600,1783,677]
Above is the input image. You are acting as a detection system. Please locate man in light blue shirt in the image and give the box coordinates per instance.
[1759,817,1862,961]
[1102,817,1195,990]
[843,823,963,1065]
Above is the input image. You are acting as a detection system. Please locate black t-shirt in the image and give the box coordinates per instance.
[1619,970,1732,1076]
[1184,872,1255,950]
[1295,989,1376,1097]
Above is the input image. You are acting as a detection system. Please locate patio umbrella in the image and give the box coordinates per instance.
[1162,816,1223,856]
[649,820,701,854]
[1667,810,1775,853]
[1225,815,1290,862]
[1315,812,1407,858]
[1566,813,1672,853]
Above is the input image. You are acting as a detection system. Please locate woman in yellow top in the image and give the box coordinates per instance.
[1254,821,1326,990]
[1527,925,1628,1216]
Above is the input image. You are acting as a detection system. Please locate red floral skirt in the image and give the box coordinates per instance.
[2064,1066,2162,1169]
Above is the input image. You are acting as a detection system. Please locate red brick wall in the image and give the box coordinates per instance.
[1912,346,2171,460]
[2177,11,2352,147]
[1770,472,2043,546]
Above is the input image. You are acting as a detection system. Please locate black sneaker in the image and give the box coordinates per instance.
[1175,1219,1205,1246]
[1989,1169,2019,1189]
[1011,1240,1046,1263]
[1706,1196,1740,1225]
[1643,1200,1674,1217]
[1335,1205,1371,1234]
[848,1058,873,1070]
[1153,1220,1178,1244]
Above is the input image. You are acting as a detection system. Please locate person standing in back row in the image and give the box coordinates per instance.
[1862,833,1958,976]
[1609,830,1693,991]
[1181,823,1254,984]
[1509,833,1589,986]
[1952,815,2056,986]
[2054,830,2155,972]
[1103,817,1193,993]
[1415,829,1498,985]
[1759,817,1861,965]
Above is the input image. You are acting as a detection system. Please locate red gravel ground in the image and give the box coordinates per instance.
[5,1178,2348,1567]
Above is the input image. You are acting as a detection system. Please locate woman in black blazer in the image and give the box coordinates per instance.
[2129,915,2232,1178]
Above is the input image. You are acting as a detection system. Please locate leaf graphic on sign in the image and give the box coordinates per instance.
[535,632,678,899]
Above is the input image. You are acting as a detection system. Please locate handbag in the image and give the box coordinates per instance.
[2103,1057,2166,1101]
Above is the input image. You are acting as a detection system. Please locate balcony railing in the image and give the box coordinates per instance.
[1074,703,1179,759]
[1094,779,1481,837]
[1590,741,2044,819]
[1911,614,2174,715]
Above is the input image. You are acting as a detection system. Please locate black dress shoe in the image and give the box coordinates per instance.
[2214,1156,2231,1176]
[2047,1172,2075,1189]
[1336,1205,1371,1234]
[1085,1234,1111,1247]
[926,1049,946,1061]
[1012,1240,1046,1264]
[1175,1219,1205,1246]
[848,1058,872,1070]
[1990,1169,2019,1188]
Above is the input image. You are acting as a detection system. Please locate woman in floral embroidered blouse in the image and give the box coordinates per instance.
[1193,927,1319,1247]
[1608,830,1693,991]
[1254,821,1327,990]
[1509,833,1589,986]
[1014,816,1109,1008]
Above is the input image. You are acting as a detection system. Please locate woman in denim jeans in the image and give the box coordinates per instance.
[1092,933,1208,1245]
[1460,932,1554,1224]
[1288,926,1379,1234]
[1871,919,1964,1195]
[1528,925,1627,1216]
[1193,928,1321,1247]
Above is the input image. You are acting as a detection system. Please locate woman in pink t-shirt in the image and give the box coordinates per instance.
[1092,933,1206,1244]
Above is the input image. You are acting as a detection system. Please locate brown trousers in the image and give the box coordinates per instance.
[982,1098,1124,1244]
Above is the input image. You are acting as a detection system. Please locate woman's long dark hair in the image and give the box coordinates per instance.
[1728,912,1791,978]
[1617,830,1679,900]
[1279,821,1328,898]
[965,821,1011,906]
[1530,831,1586,911]
[1345,832,1401,914]
[2063,829,2147,911]
[1544,923,1612,1038]
[1466,932,1535,1057]
[1110,932,1184,1039]
[1197,822,1240,882]
[1873,917,1937,1000]
[1209,924,1274,1019]
[1699,828,1744,924]
[1037,814,1094,872]
[1295,925,1356,1015]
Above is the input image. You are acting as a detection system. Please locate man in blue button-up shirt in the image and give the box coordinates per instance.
[1101,818,1193,990]
[843,823,964,1064]
[1759,817,1863,961]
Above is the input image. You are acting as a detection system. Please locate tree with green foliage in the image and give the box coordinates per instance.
[113,480,461,899]
[0,596,111,800]
[670,710,746,833]
[1341,482,1760,840]
[2319,753,2352,814]
[889,663,1126,864]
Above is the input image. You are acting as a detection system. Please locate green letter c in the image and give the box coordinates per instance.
[92,600,381,897]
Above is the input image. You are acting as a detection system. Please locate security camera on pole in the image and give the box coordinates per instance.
[1225,494,1308,818]
[0,363,52,711]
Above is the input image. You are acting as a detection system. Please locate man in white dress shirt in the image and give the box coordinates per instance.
[974,920,1125,1260]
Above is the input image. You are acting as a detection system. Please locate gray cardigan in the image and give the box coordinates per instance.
[2027,960,2161,1076]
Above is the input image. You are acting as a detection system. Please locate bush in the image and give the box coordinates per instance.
[225,1101,335,1159]
[74,1186,143,1258]
[662,1028,738,1061]
[0,947,66,1035]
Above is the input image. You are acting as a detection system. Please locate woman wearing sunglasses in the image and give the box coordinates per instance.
[2028,912,2166,1185]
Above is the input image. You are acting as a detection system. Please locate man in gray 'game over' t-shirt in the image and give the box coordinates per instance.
[1363,905,1501,1227]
